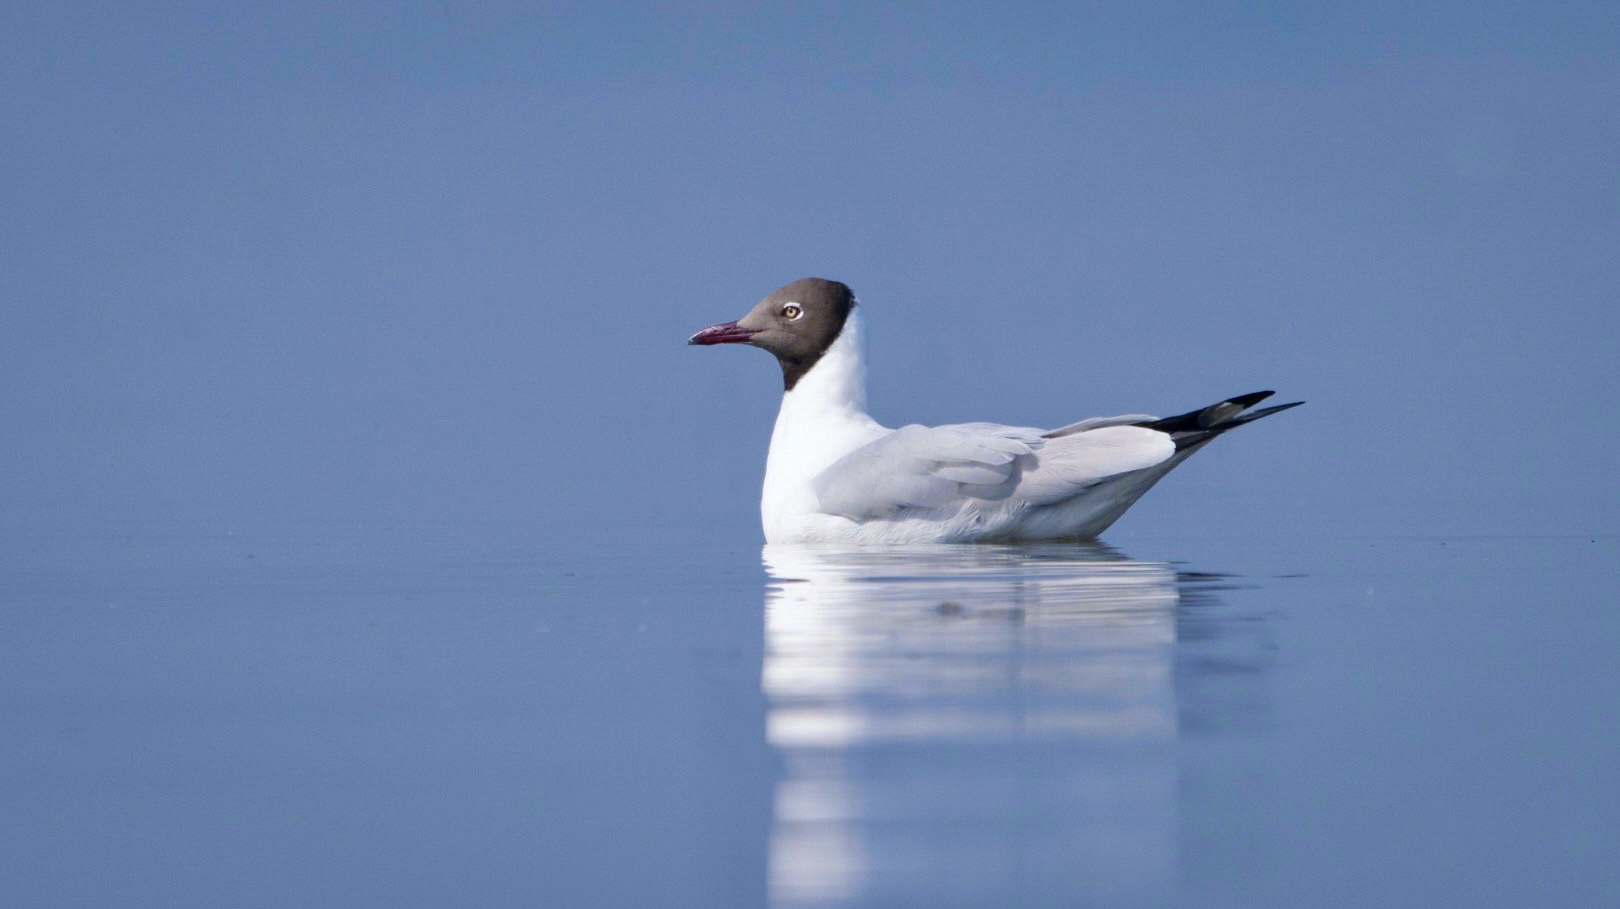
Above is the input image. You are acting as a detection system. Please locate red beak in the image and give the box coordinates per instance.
[688,321,758,346]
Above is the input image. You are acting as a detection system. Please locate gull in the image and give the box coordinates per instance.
[690,278,1301,544]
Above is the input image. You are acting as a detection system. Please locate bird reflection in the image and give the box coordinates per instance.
[762,544,1192,908]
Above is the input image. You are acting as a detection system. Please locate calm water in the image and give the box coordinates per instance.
[3,520,1616,907]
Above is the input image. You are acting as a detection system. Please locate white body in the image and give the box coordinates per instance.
[760,311,1192,544]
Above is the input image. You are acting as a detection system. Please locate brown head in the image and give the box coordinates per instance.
[689,277,856,391]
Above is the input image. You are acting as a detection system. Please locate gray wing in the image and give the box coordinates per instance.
[812,421,1177,521]
[1042,413,1159,439]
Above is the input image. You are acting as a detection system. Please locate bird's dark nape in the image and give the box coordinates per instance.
[1136,391,1304,451]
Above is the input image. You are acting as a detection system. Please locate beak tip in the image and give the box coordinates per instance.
[688,321,757,346]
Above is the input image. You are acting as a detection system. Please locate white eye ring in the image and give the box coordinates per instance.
[781,302,803,321]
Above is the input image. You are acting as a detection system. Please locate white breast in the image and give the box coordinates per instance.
[761,311,887,543]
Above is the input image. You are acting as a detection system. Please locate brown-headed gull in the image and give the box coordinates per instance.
[691,277,1301,543]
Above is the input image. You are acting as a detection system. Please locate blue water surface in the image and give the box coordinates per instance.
[4,516,1615,907]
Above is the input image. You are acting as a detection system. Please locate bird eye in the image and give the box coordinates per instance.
[781,303,803,321]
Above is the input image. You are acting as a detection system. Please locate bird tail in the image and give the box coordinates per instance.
[1136,390,1304,451]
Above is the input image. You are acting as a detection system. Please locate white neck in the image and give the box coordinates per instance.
[761,309,887,537]
[783,307,870,413]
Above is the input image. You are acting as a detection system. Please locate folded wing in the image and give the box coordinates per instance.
[811,420,1176,520]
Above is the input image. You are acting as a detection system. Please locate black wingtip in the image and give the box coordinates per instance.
[1226,390,1276,409]
[1166,400,1302,450]
[1227,400,1305,425]
[1137,390,1279,434]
